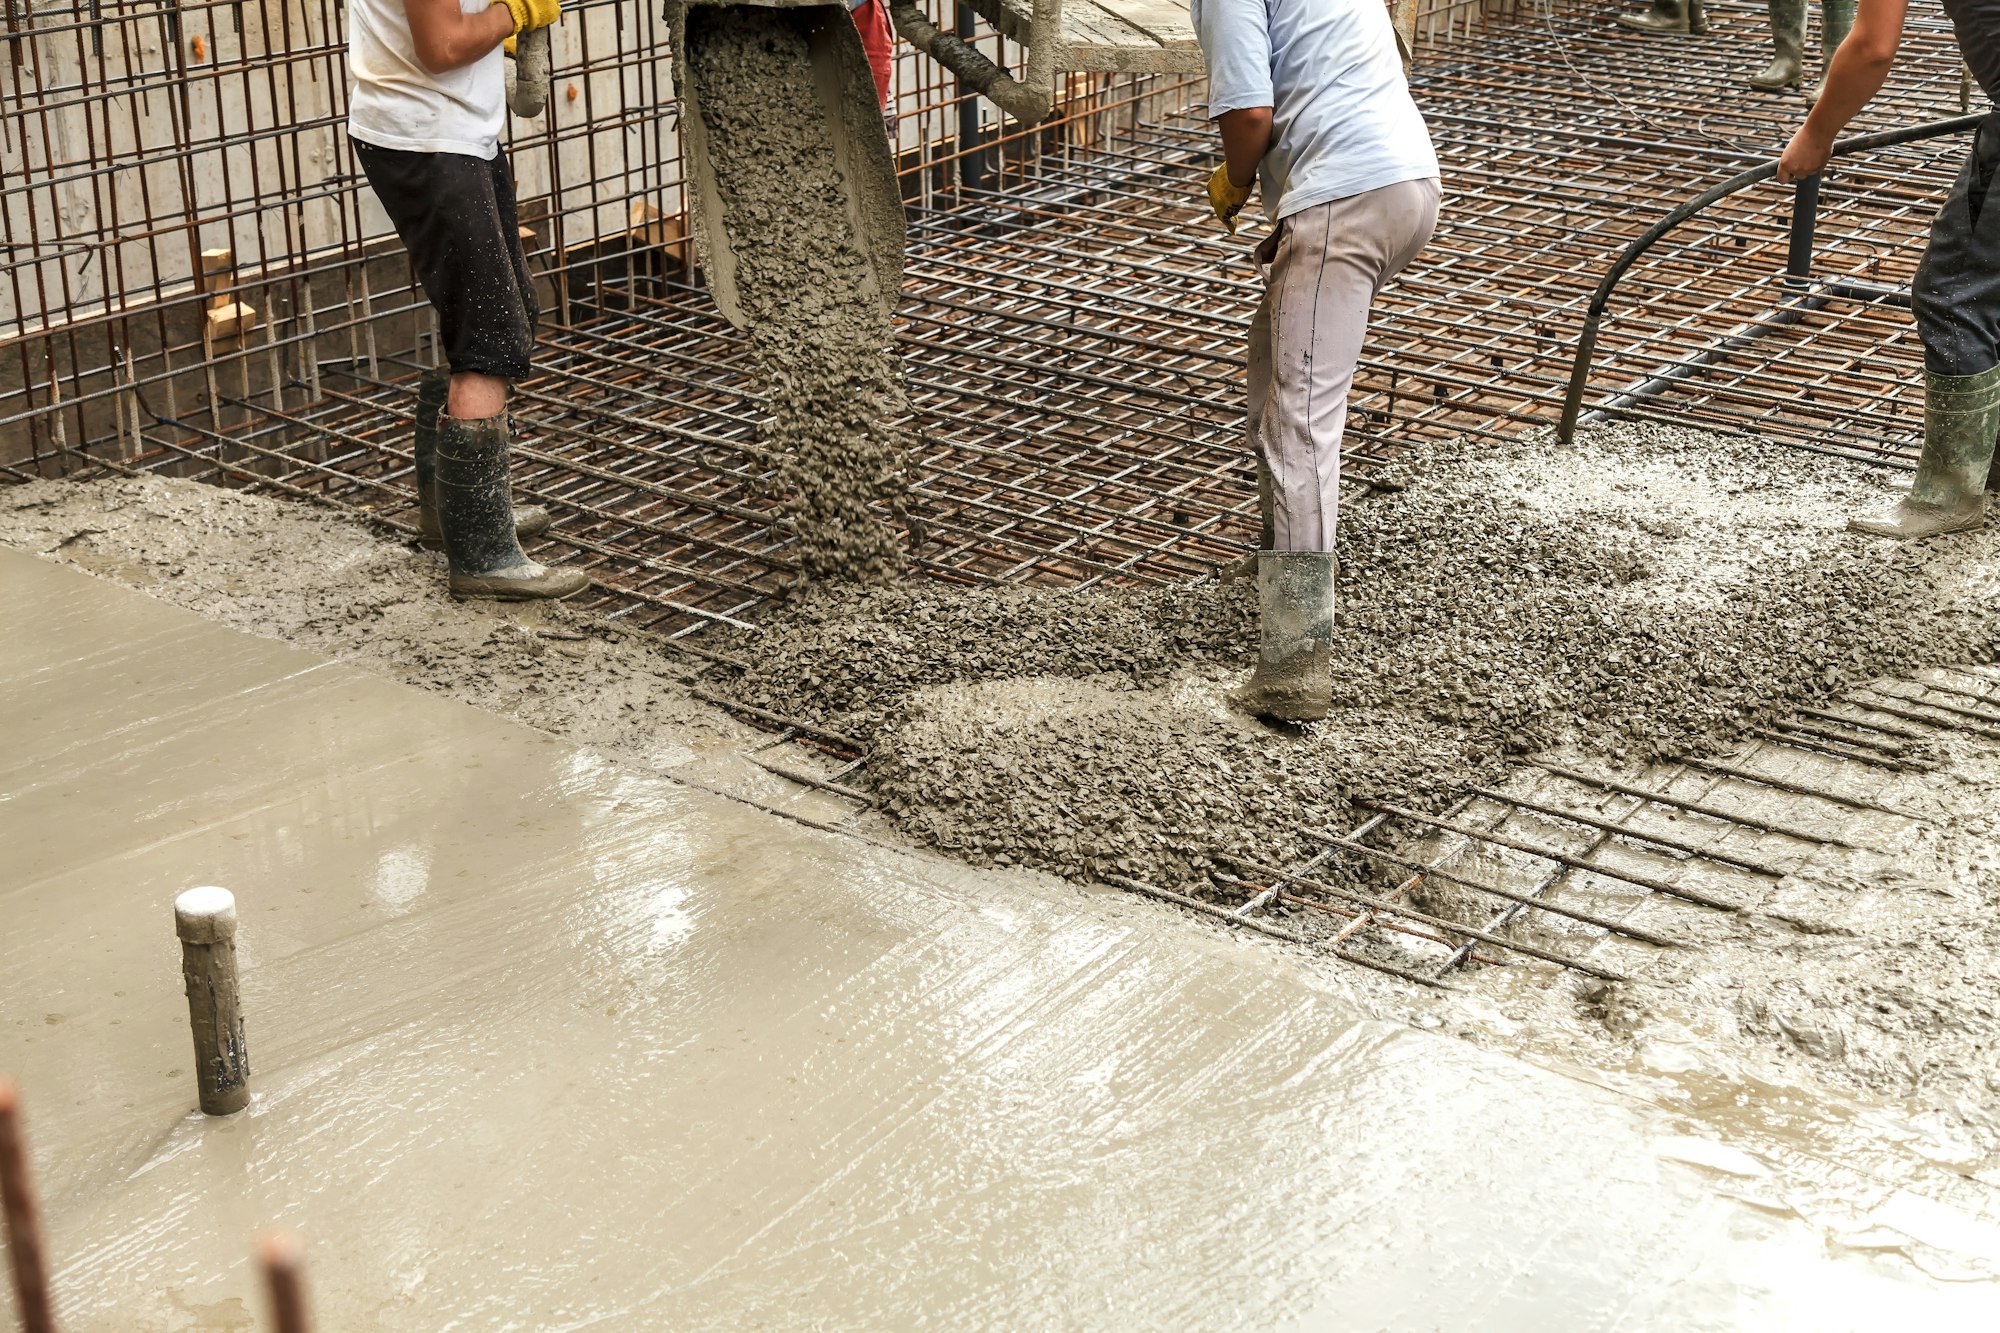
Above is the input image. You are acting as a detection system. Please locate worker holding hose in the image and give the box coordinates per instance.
[1779,0,2000,539]
[346,0,587,600]
[1195,0,1439,723]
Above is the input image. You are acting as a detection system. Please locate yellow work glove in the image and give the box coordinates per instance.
[1206,163,1253,235]
[501,0,561,37]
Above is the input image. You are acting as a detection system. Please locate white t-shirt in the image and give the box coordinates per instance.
[1192,0,1438,222]
[349,0,506,159]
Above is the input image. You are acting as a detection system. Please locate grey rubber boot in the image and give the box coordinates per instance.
[1232,551,1336,723]
[1750,0,1807,88]
[1223,454,1277,583]
[1851,365,2000,540]
[414,369,551,550]
[435,414,590,600]
[1616,0,1690,32]
[1805,0,1857,103]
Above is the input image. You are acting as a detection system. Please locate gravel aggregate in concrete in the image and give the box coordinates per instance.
[684,7,908,581]
[719,423,2000,890]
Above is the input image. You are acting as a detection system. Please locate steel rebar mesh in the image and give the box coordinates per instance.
[0,0,1979,638]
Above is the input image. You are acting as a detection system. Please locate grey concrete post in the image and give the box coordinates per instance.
[174,887,250,1116]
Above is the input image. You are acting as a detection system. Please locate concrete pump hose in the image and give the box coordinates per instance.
[885,0,1051,124]
[508,26,553,119]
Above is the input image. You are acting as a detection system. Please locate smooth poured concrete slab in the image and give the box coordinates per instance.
[2,546,1994,1330]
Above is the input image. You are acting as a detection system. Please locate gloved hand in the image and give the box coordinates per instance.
[1206,163,1253,234]
[502,0,561,37]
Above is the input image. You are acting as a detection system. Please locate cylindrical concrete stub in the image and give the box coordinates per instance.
[174,886,250,1116]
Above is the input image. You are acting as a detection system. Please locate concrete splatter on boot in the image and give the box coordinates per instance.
[1616,0,1691,32]
[435,413,589,600]
[1232,551,1336,723]
[413,369,551,550]
[1750,0,1807,88]
[1851,366,2000,540]
[1805,0,1857,103]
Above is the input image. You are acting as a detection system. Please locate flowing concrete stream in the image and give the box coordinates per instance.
[3,547,1995,1329]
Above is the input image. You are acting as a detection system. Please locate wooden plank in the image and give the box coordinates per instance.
[974,0,1207,73]
[1098,0,1199,49]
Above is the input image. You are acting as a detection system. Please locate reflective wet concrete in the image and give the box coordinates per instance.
[3,547,1994,1329]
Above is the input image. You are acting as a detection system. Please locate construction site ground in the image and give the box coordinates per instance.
[10,0,2000,1322]
[8,543,2000,1328]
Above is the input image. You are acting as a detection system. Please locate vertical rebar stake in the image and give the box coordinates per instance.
[259,1231,313,1333]
[175,887,250,1116]
[0,1080,57,1333]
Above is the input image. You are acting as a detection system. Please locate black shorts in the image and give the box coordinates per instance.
[353,140,538,379]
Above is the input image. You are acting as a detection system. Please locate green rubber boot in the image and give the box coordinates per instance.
[1851,365,2000,540]
[1750,0,1807,88]
[1806,0,1857,103]
[435,414,590,600]
[1616,0,1691,33]
[1233,551,1336,723]
[414,369,551,550]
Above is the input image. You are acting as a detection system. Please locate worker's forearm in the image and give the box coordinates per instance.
[405,1,513,74]
[1218,107,1273,189]
[1801,49,1895,145]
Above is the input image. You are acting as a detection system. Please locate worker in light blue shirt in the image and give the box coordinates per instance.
[1194,0,1439,724]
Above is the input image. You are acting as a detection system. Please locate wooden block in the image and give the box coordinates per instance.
[200,247,233,276]
[205,301,258,343]
[627,199,688,255]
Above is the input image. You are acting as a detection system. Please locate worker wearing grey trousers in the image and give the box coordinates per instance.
[1780,0,2000,540]
[1194,0,1440,723]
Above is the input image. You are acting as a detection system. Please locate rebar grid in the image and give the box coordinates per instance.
[3,1,1975,637]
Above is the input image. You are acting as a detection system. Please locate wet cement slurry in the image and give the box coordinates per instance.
[6,547,1999,1327]
[682,6,909,582]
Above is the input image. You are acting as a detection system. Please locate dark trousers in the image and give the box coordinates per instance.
[353,140,538,379]
[1913,110,2000,377]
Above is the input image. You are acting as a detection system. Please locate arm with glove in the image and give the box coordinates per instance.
[403,0,558,75]
[1193,0,1274,233]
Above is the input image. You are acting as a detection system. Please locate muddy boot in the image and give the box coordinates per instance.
[435,414,590,600]
[1851,366,2000,540]
[1750,0,1806,88]
[1232,551,1336,723]
[1805,0,1856,103]
[1223,455,1276,583]
[1616,0,1690,32]
[413,369,551,550]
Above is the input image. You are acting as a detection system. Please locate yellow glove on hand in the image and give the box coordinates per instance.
[1206,163,1253,234]
[504,33,517,55]
[501,0,561,37]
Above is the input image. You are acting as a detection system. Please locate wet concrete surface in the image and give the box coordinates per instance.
[4,546,1998,1328]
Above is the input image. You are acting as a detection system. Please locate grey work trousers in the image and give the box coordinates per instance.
[1246,177,1439,551]
[1912,109,2000,377]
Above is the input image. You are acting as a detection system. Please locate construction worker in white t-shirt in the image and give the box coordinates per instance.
[347,0,587,601]
[1194,0,1441,723]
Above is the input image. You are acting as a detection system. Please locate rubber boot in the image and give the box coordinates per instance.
[435,414,590,599]
[1850,366,2000,540]
[1616,0,1690,33]
[413,369,551,550]
[1232,551,1336,723]
[1750,0,1807,89]
[1223,455,1276,583]
[1805,0,1857,103]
